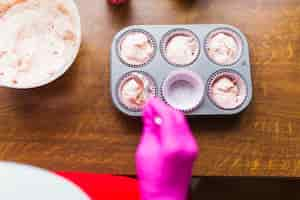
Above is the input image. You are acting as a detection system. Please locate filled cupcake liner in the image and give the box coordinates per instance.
[204,28,243,67]
[116,29,157,68]
[207,69,248,110]
[161,70,205,113]
[160,29,200,67]
[116,71,158,112]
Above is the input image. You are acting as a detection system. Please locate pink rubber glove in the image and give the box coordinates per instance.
[107,0,128,5]
[136,98,199,200]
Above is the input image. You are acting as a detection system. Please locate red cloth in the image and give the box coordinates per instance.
[57,172,140,200]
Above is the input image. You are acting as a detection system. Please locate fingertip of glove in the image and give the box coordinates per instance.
[145,97,173,119]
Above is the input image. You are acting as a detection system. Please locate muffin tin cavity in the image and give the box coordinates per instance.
[117,71,157,112]
[161,29,200,67]
[162,70,204,112]
[111,24,253,116]
[205,28,243,66]
[117,29,156,67]
[207,70,247,110]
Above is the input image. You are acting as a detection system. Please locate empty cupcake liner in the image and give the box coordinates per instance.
[161,70,205,112]
[116,71,157,112]
[160,29,200,67]
[204,28,243,66]
[207,69,248,110]
[116,29,157,68]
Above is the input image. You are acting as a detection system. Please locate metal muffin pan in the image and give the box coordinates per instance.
[110,24,253,117]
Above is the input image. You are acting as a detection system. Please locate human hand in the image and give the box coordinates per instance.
[136,98,199,200]
[107,0,128,5]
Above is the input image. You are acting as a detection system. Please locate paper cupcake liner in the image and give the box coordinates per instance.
[116,71,158,112]
[161,70,205,112]
[204,28,243,66]
[207,69,248,110]
[116,29,157,68]
[160,29,200,67]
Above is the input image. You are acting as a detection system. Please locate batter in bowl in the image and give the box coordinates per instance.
[0,0,81,88]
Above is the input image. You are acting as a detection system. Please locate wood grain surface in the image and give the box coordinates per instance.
[0,0,300,176]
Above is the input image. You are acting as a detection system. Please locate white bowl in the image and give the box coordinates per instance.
[0,0,82,89]
[0,162,90,199]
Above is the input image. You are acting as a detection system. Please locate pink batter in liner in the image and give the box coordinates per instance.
[119,32,154,66]
[206,29,242,65]
[118,72,156,111]
[209,71,247,110]
[164,30,199,66]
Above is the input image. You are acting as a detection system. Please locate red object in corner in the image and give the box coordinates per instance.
[57,172,140,200]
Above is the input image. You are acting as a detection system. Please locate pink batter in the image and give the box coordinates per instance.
[119,72,155,110]
[207,31,241,65]
[119,32,154,66]
[210,74,246,109]
[165,32,199,65]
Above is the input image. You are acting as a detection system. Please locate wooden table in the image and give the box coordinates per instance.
[0,0,300,177]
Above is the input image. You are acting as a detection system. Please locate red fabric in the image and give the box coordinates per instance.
[56,172,140,200]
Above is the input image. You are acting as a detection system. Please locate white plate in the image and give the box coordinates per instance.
[0,162,90,199]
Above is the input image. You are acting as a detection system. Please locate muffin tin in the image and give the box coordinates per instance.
[110,24,253,117]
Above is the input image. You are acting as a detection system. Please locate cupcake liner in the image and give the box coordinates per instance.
[204,28,243,66]
[207,69,248,110]
[161,70,205,112]
[116,29,157,68]
[160,29,200,67]
[116,71,157,112]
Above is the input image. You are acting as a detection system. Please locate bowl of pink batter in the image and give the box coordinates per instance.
[0,0,81,89]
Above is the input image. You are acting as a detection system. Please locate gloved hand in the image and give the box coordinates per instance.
[136,98,199,200]
[107,0,128,5]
